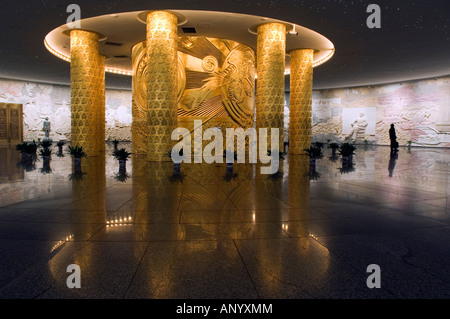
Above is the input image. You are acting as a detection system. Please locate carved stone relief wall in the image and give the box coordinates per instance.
[307,76,450,147]
[1,74,448,148]
[0,78,132,142]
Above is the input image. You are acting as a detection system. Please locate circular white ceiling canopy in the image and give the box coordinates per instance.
[44,9,335,77]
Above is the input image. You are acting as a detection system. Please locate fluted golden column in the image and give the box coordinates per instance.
[97,55,106,152]
[146,11,179,161]
[70,30,105,156]
[256,23,286,150]
[289,49,314,154]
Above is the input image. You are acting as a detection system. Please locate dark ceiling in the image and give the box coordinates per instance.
[1,0,449,91]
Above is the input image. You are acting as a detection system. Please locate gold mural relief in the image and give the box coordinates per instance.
[132,42,149,120]
[132,32,256,156]
[146,11,179,161]
[221,44,256,128]
[70,30,105,156]
[132,43,149,155]
[289,49,314,154]
[256,23,286,150]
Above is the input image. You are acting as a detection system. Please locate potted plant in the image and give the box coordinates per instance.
[267,150,285,160]
[113,148,131,173]
[167,148,184,174]
[339,142,356,167]
[329,142,340,157]
[68,145,87,171]
[57,141,65,154]
[309,169,321,181]
[339,165,356,174]
[39,148,52,174]
[115,171,130,183]
[266,171,283,181]
[224,150,238,174]
[313,141,325,150]
[169,172,184,183]
[40,147,52,167]
[69,170,85,181]
[41,140,52,149]
[304,146,323,170]
[223,171,238,182]
[113,139,119,150]
[16,141,38,163]
[15,142,28,162]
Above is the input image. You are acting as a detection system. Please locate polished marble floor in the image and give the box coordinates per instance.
[0,143,449,299]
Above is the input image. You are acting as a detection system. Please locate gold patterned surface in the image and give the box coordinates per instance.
[289,49,314,154]
[71,155,106,221]
[132,40,186,154]
[287,155,310,209]
[132,34,256,156]
[177,37,255,154]
[70,30,104,156]
[256,23,286,150]
[146,11,179,161]
[132,42,149,155]
[97,55,106,152]
[220,44,256,128]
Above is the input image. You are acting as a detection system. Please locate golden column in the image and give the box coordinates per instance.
[70,30,105,156]
[146,11,179,161]
[256,23,286,150]
[97,54,106,152]
[289,49,314,154]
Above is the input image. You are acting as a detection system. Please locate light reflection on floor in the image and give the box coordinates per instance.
[0,143,449,298]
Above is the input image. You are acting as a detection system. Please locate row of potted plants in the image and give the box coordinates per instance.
[305,141,356,157]
[16,140,132,175]
[304,141,356,169]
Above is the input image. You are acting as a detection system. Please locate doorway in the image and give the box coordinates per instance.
[0,103,23,144]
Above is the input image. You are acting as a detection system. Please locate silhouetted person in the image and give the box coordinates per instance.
[389,124,398,154]
[388,152,398,177]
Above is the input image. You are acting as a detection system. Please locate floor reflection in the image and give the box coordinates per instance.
[0,143,449,298]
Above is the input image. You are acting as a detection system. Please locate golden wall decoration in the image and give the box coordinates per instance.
[132,33,256,156]
[220,44,256,128]
[177,37,255,139]
[70,30,105,156]
[132,42,149,155]
[289,49,314,154]
[146,11,179,161]
[256,23,286,150]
